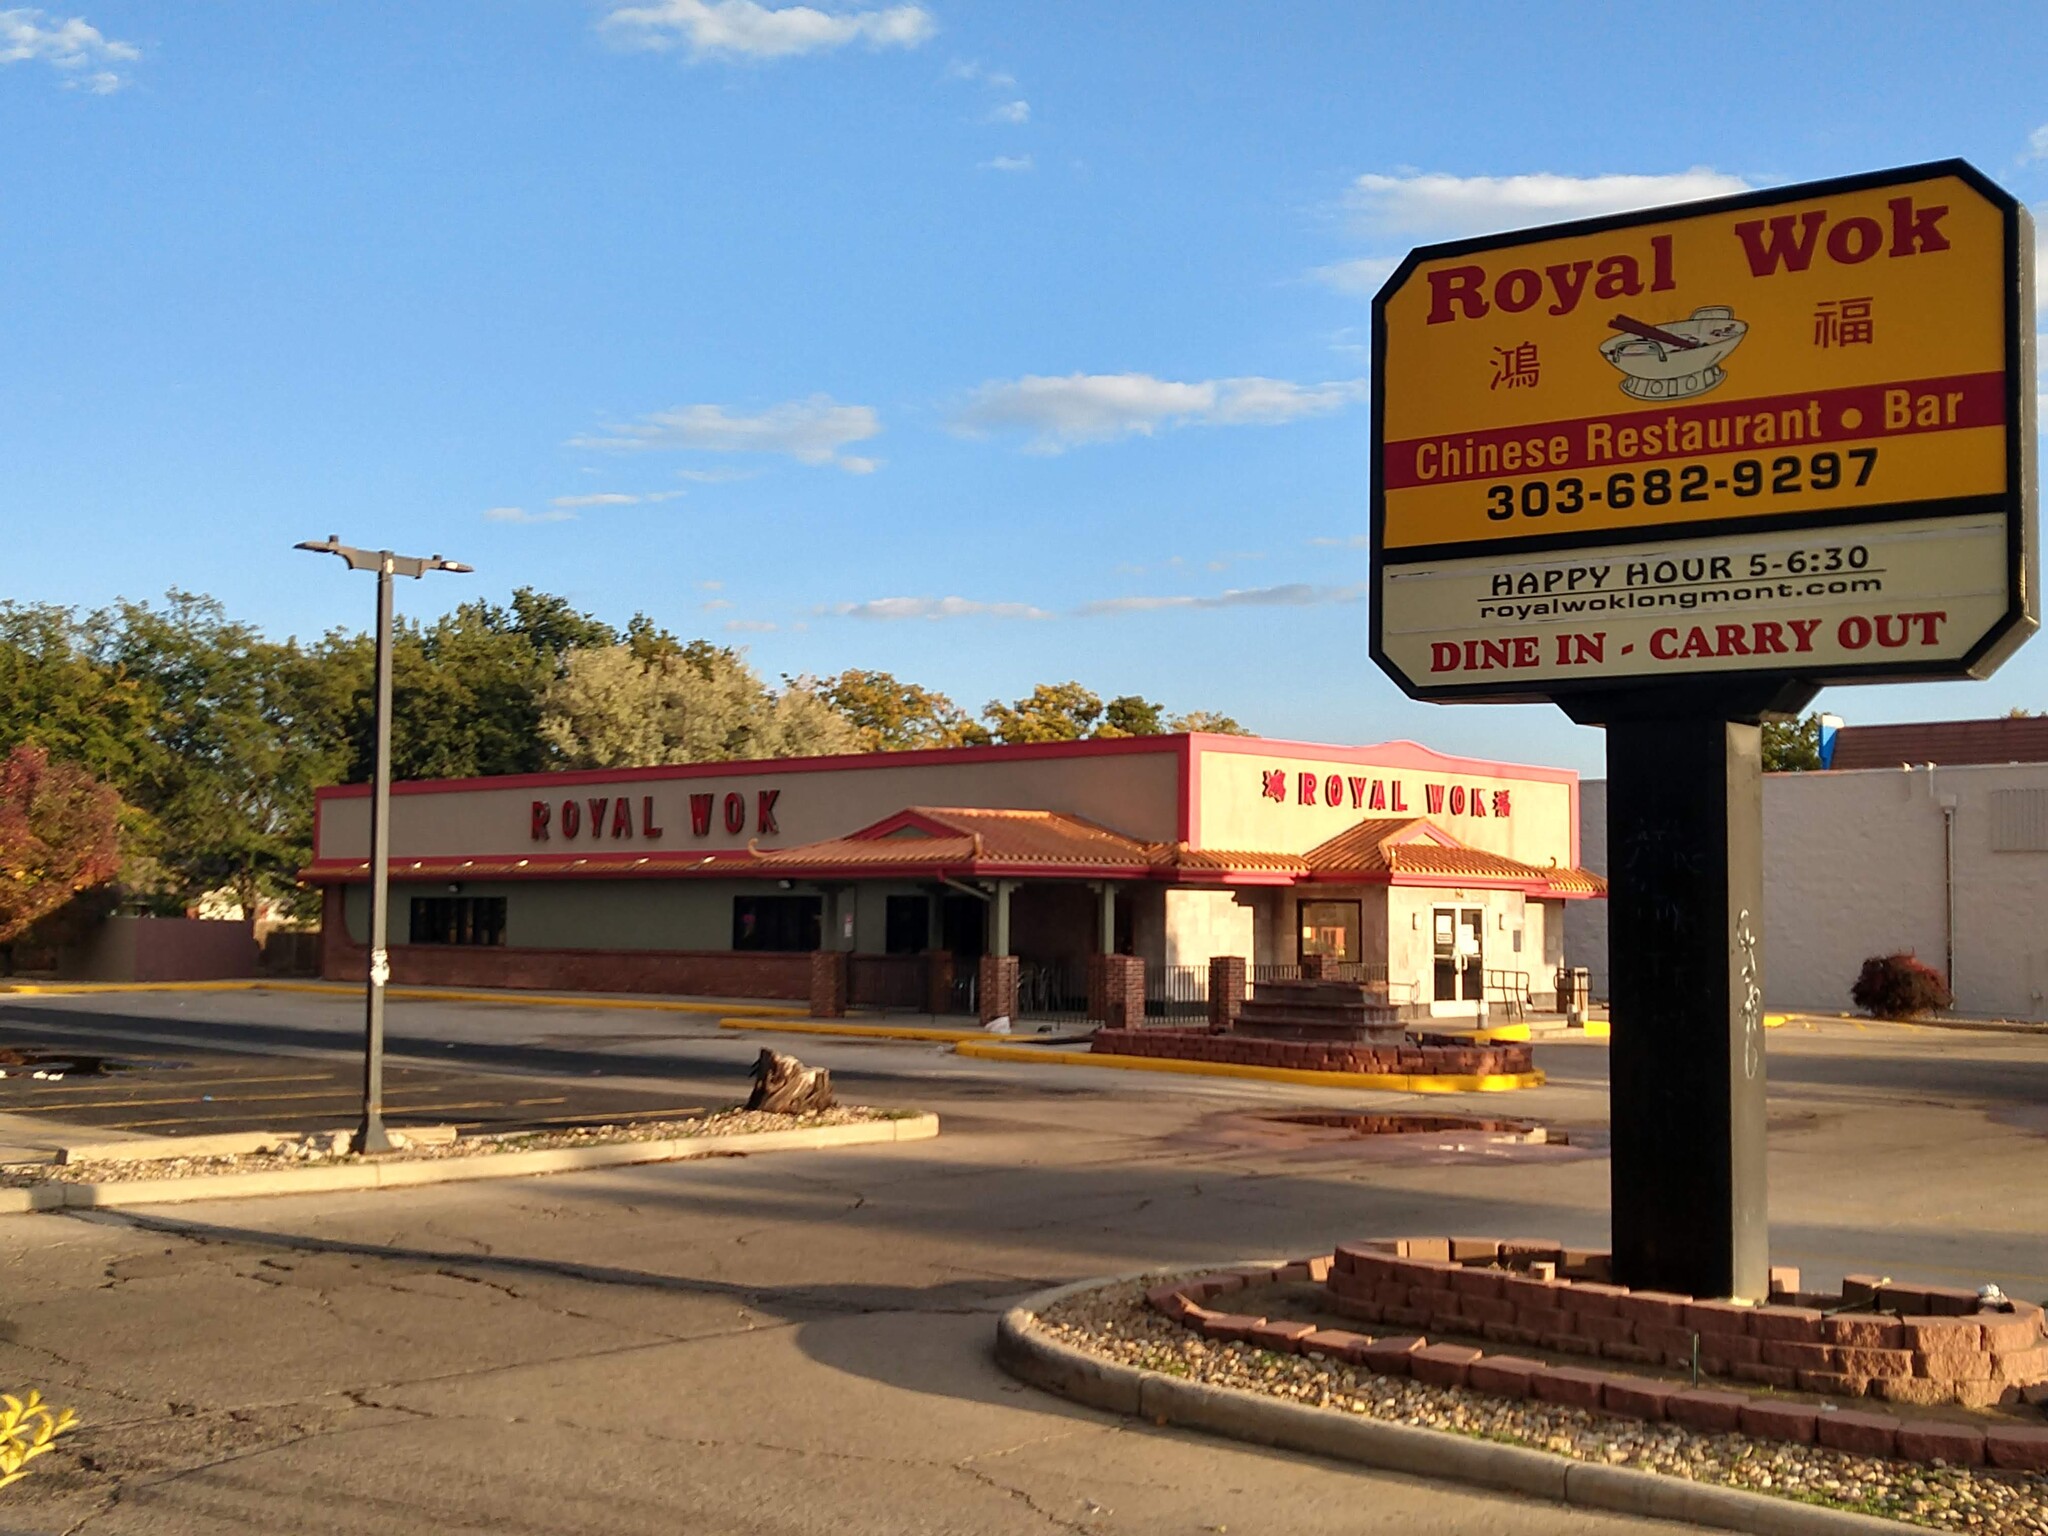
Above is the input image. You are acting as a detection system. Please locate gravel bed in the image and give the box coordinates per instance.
[1040,1278,2048,1533]
[0,1106,900,1185]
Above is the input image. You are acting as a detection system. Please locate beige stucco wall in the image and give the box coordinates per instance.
[1764,763,2048,1019]
[318,747,1184,863]
[1191,739,1576,867]
[1161,888,1258,968]
[1569,763,2048,1019]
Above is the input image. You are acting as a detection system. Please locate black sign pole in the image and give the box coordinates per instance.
[1598,712,1768,1297]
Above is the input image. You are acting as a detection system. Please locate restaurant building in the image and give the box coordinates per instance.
[307,733,1602,1022]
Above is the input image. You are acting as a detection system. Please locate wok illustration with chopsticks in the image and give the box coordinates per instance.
[1598,305,1749,401]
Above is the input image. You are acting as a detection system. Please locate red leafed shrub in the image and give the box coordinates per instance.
[0,745,123,948]
[1850,952,1953,1019]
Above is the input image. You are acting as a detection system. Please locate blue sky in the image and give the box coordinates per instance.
[4,0,2047,773]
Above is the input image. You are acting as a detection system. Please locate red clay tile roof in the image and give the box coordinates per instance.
[750,806,1160,873]
[1827,716,2048,771]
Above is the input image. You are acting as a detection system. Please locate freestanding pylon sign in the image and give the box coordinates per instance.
[1370,160,2036,1299]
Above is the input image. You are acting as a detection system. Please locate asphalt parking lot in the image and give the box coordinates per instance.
[0,985,2043,1534]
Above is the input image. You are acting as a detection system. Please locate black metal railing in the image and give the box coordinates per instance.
[1144,963,1209,1021]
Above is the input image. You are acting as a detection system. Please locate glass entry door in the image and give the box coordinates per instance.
[1431,906,1485,1014]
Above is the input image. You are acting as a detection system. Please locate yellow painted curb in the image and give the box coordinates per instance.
[1762,1012,1790,1030]
[950,1042,1544,1094]
[0,979,801,1017]
[718,1018,997,1044]
[1577,1019,1611,1039]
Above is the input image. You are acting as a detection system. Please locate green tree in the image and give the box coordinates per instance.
[0,745,123,956]
[94,594,347,915]
[540,644,858,768]
[1762,712,1822,772]
[1167,709,1250,735]
[1098,695,1165,737]
[0,602,164,789]
[983,681,1104,743]
[818,670,989,750]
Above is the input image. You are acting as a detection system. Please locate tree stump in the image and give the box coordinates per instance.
[745,1049,835,1114]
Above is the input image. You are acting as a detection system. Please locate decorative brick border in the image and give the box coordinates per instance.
[1147,1245,2048,1473]
[1091,1029,1533,1078]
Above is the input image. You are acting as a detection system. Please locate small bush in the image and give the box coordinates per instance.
[1850,953,1953,1019]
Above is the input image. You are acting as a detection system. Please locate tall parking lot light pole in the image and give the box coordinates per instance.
[294,537,473,1153]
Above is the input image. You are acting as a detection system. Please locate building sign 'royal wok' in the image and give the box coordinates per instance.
[1369,160,2037,702]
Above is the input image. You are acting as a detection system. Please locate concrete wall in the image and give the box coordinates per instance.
[1567,763,2048,1019]
[1563,780,1611,999]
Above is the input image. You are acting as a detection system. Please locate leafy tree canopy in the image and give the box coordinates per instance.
[1761,712,1822,773]
[0,745,122,948]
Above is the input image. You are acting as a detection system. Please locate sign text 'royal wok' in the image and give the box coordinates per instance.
[1369,160,2037,703]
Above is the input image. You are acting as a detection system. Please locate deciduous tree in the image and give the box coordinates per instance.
[0,746,122,951]
[818,670,988,750]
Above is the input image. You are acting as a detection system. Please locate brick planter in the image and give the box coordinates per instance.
[1090,1027,1532,1079]
[1144,1243,2048,1472]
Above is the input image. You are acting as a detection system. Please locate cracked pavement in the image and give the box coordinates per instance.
[0,994,2043,1533]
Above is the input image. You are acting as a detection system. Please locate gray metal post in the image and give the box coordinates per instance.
[358,560,396,1154]
[1096,882,1116,953]
[294,536,471,1159]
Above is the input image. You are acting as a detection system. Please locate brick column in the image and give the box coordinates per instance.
[924,950,954,1017]
[1100,954,1145,1030]
[1207,954,1246,1033]
[1086,954,1112,1027]
[1301,952,1330,981]
[809,950,848,1019]
[978,954,1018,1027]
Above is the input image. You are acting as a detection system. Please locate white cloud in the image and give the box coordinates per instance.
[0,7,138,90]
[725,618,780,632]
[484,506,578,525]
[675,466,758,483]
[1344,167,1753,240]
[600,0,933,60]
[829,595,1054,621]
[1310,255,1400,296]
[697,579,725,590]
[701,598,735,611]
[1075,582,1365,617]
[2027,126,2048,163]
[979,153,1033,173]
[1307,533,1370,549]
[985,98,1029,124]
[953,371,1367,451]
[572,394,882,472]
[549,490,686,507]
[946,58,1013,88]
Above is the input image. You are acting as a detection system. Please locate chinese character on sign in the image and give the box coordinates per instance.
[1812,297,1875,348]
[1489,342,1540,391]
[1261,769,1287,803]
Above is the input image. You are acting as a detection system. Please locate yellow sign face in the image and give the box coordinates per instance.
[1370,160,2034,703]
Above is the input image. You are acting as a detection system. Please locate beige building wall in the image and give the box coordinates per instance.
[1161,888,1258,968]
[1568,763,2048,1019]
[318,747,1184,863]
[1190,738,1576,866]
